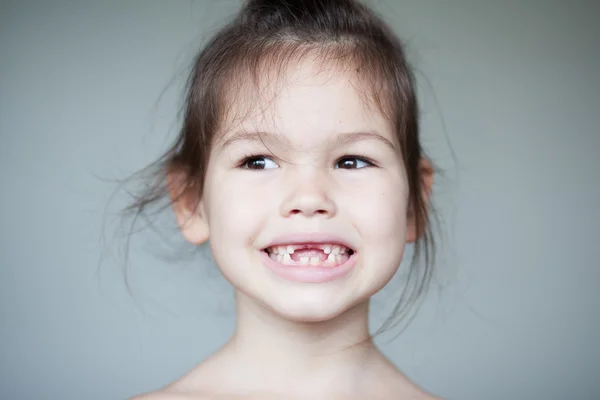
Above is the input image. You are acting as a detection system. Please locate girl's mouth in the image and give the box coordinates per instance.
[263,243,355,268]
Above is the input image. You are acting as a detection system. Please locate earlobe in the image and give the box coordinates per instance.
[405,158,434,243]
[168,170,209,245]
[175,201,210,245]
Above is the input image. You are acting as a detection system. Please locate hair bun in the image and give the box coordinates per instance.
[241,0,358,14]
[240,0,365,32]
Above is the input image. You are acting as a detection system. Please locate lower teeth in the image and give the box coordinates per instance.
[268,252,344,266]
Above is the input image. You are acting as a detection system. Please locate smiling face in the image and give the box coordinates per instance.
[177,58,413,322]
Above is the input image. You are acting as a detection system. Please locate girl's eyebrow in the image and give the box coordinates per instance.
[218,131,292,150]
[331,131,397,151]
[218,130,396,151]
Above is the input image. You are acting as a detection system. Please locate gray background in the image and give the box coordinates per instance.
[1,0,599,399]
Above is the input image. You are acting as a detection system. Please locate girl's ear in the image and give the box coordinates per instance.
[168,169,209,245]
[406,158,434,243]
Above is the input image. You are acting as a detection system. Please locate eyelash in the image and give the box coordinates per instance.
[237,153,377,170]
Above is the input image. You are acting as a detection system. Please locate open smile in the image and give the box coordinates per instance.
[260,240,357,283]
[263,243,355,267]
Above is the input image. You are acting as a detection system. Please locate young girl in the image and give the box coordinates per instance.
[130,0,439,398]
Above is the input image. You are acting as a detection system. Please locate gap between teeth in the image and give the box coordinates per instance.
[268,244,348,256]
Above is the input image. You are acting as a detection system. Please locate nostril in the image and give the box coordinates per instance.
[289,209,328,215]
[290,209,328,215]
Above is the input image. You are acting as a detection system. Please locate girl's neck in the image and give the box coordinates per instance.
[205,292,390,396]
[232,291,373,360]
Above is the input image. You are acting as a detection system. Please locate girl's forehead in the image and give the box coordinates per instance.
[218,58,391,142]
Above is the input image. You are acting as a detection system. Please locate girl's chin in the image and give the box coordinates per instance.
[239,287,364,324]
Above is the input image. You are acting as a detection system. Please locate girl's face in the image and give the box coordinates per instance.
[189,60,411,322]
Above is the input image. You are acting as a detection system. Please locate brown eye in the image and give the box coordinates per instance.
[335,157,372,169]
[241,156,278,170]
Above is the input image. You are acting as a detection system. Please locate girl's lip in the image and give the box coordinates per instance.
[260,250,357,284]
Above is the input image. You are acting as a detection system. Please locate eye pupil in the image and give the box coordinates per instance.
[243,157,267,169]
[248,158,265,169]
[335,157,372,169]
[342,159,355,169]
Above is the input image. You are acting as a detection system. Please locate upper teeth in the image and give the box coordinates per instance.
[268,244,349,255]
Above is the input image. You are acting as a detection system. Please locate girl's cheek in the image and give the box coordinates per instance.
[207,174,271,223]
[352,177,408,233]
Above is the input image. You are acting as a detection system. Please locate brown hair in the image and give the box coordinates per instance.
[123,0,440,336]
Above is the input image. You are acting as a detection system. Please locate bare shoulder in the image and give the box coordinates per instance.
[417,393,444,400]
[395,383,444,400]
[130,354,227,400]
[371,362,442,400]
[387,388,443,400]
[373,386,442,400]
[130,385,442,400]
[130,389,287,400]
[130,391,200,400]
[130,390,221,400]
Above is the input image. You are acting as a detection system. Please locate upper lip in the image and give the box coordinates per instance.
[262,233,356,252]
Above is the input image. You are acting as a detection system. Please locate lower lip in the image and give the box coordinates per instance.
[260,251,357,283]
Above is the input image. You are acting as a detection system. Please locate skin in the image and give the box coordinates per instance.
[135,58,437,400]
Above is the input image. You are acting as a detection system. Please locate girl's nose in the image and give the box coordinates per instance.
[279,174,337,219]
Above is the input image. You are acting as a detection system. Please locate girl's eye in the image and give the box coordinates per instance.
[241,156,279,170]
[334,156,373,169]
